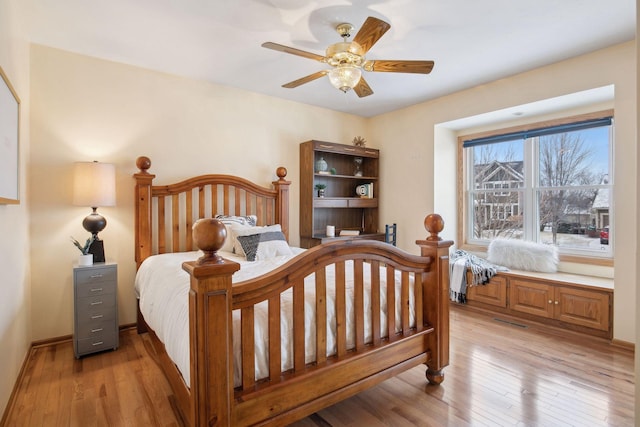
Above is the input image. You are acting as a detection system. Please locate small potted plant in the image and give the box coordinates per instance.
[315,183,326,198]
[71,235,95,265]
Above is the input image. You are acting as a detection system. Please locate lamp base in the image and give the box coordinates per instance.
[88,239,105,263]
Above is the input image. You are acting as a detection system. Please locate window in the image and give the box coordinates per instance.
[461,111,613,258]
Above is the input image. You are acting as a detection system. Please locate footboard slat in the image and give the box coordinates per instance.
[268,295,281,382]
[335,262,347,357]
[316,269,327,364]
[241,306,255,389]
[371,261,381,346]
[293,279,305,373]
[401,271,410,334]
[415,272,424,330]
[354,259,365,350]
[387,267,396,338]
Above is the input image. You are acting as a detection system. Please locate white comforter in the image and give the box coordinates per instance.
[135,249,415,388]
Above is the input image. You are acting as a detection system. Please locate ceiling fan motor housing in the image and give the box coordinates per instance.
[326,42,365,67]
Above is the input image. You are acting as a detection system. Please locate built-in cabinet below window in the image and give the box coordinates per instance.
[464,270,613,339]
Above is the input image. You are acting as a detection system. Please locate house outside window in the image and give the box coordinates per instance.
[461,110,613,258]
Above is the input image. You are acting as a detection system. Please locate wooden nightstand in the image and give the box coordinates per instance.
[73,262,119,358]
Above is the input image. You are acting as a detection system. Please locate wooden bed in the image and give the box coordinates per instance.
[133,156,453,426]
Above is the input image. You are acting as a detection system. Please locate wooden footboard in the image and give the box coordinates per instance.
[183,215,452,426]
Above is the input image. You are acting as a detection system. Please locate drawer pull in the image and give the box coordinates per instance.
[90,274,104,279]
[91,328,104,333]
[90,288,103,292]
[91,314,104,319]
[92,341,104,346]
[318,144,334,149]
[90,301,103,306]
[343,147,356,152]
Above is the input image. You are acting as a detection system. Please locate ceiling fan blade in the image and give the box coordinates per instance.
[282,71,328,88]
[365,60,435,74]
[353,77,373,98]
[352,17,391,54]
[261,42,326,62]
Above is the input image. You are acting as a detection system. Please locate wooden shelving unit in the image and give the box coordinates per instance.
[299,140,383,248]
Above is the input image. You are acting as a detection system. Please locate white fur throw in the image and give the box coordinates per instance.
[487,239,559,273]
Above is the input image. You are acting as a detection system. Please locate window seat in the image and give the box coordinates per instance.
[463,268,613,339]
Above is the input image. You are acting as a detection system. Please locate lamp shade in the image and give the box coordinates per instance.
[328,65,362,93]
[73,161,116,207]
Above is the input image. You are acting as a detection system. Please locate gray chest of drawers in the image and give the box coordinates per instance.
[73,262,119,358]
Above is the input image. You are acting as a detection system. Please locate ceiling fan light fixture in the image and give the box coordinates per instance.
[328,65,362,93]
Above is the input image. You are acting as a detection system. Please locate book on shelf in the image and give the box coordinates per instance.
[339,229,360,236]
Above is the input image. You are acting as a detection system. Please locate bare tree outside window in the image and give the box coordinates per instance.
[538,132,600,244]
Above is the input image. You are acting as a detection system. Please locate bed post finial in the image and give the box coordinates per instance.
[272,167,291,241]
[192,218,227,265]
[276,166,287,181]
[424,213,444,241]
[136,156,151,174]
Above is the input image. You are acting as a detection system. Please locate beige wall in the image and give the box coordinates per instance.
[0,0,31,416]
[28,44,368,341]
[372,42,636,344]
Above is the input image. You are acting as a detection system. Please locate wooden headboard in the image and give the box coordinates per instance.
[133,156,291,268]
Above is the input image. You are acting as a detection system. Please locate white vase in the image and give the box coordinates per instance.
[78,254,93,266]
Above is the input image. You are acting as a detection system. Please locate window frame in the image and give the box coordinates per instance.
[457,109,614,266]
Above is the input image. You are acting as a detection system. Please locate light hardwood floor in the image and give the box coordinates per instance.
[3,307,634,426]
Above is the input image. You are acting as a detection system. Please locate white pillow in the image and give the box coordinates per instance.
[232,224,293,261]
[487,238,558,273]
[215,215,257,252]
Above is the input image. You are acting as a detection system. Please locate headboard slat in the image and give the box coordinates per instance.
[172,193,180,253]
[186,190,193,252]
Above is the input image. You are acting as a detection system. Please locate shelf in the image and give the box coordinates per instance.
[315,173,378,180]
[314,197,377,208]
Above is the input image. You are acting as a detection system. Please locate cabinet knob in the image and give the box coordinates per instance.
[548,300,553,304]
[555,301,559,305]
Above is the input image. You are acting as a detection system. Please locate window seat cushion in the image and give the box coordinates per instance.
[487,238,559,273]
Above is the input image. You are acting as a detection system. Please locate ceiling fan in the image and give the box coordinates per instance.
[262,16,434,98]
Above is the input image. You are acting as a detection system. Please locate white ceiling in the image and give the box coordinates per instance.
[27,0,635,118]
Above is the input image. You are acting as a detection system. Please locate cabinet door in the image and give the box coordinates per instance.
[509,279,554,318]
[467,275,507,308]
[554,286,610,331]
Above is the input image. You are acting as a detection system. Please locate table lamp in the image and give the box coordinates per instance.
[73,161,116,263]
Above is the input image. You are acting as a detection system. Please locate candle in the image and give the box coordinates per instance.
[326,225,335,237]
